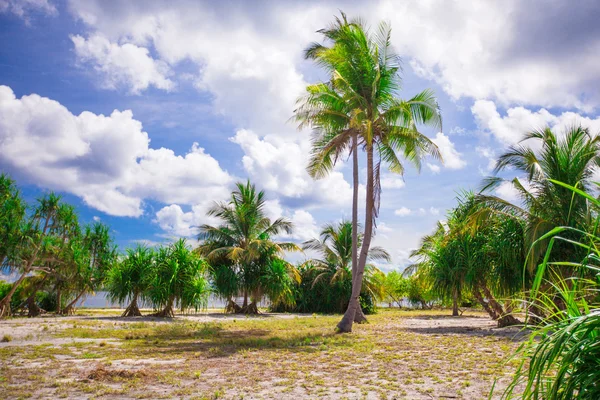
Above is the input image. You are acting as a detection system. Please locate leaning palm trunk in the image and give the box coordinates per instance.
[0,264,33,318]
[351,133,367,324]
[480,284,520,327]
[338,144,375,332]
[61,290,87,315]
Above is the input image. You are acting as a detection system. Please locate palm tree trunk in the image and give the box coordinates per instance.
[473,285,498,320]
[351,133,367,324]
[56,287,62,315]
[338,143,375,332]
[480,284,520,327]
[61,290,86,315]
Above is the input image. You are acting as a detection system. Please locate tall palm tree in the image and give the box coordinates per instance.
[296,13,442,332]
[196,181,300,314]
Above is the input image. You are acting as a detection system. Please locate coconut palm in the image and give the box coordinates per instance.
[297,13,442,331]
[106,245,155,317]
[196,181,300,314]
[480,125,600,272]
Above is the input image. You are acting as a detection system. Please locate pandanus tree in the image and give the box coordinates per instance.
[60,223,117,315]
[0,174,25,270]
[302,220,389,307]
[149,239,209,318]
[412,192,525,326]
[478,126,600,320]
[296,13,442,331]
[0,193,73,318]
[106,245,154,317]
[197,181,300,314]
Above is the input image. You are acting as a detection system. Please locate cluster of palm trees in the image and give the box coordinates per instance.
[0,174,117,318]
[295,13,442,332]
[410,125,600,326]
[105,239,210,317]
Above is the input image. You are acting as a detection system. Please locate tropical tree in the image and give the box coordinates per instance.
[149,239,210,318]
[297,13,442,331]
[382,270,409,307]
[0,174,25,270]
[302,220,390,307]
[0,194,73,318]
[500,181,600,399]
[196,181,300,314]
[412,192,525,326]
[60,223,117,315]
[106,245,155,317]
[479,125,600,276]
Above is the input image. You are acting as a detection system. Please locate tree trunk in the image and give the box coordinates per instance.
[473,286,498,320]
[56,287,62,315]
[239,301,259,314]
[480,284,520,327]
[25,275,49,317]
[0,269,30,318]
[350,133,368,324]
[151,296,175,318]
[242,290,248,308]
[121,292,142,317]
[226,299,242,313]
[61,290,86,315]
[452,287,459,317]
[338,143,375,333]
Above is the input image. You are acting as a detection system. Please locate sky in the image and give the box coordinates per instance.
[1,0,599,272]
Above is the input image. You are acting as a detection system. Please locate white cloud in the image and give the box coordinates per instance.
[230,129,352,208]
[0,85,233,217]
[92,216,101,222]
[475,146,497,172]
[374,1,600,110]
[380,173,405,189]
[429,207,440,216]
[426,163,441,174]
[472,100,600,146]
[0,0,56,21]
[431,132,467,170]
[495,179,533,203]
[71,34,175,94]
[394,207,412,217]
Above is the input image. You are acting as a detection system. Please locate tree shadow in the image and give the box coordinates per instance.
[401,325,528,341]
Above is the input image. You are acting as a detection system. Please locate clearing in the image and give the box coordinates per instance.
[0,309,524,399]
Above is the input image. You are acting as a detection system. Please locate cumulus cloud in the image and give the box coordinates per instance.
[431,132,466,170]
[472,100,600,145]
[71,34,175,94]
[375,1,600,110]
[394,207,412,217]
[380,173,405,189]
[0,0,56,21]
[426,163,441,174]
[0,85,233,217]
[230,129,352,208]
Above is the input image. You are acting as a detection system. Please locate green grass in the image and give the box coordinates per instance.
[0,309,521,399]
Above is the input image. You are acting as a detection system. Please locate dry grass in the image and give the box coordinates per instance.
[0,308,523,399]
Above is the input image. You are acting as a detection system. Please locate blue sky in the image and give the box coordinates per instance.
[1,0,599,271]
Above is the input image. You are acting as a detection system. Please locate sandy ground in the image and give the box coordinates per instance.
[0,310,525,399]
